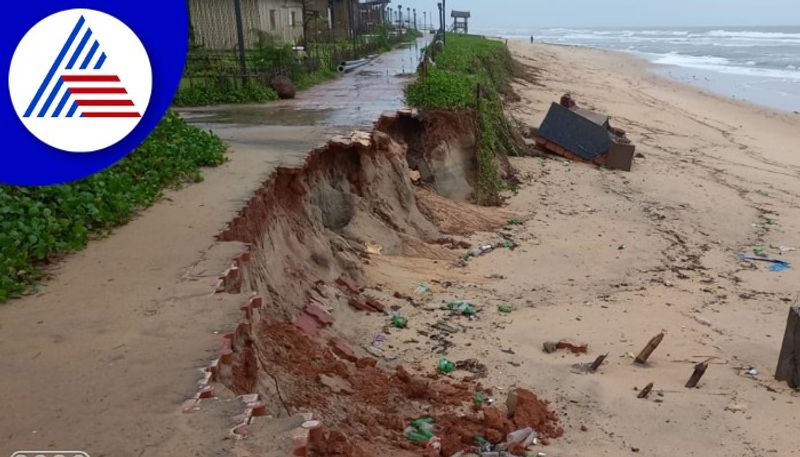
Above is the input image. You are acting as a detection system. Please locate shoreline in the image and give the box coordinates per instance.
[501,36,800,115]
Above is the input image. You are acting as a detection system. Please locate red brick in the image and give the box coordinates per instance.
[329,337,358,363]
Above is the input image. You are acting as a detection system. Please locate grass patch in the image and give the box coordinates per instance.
[173,79,278,106]
[405,34,521,205]
[0,111,226,303]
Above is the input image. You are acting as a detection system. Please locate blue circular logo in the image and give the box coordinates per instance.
[2,1,188,185]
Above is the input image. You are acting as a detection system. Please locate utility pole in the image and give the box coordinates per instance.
[413,9,417,30]
[442,0,446,44]
[233,0,247,84]
[437,3,442,37]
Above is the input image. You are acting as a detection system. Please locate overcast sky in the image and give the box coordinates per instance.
[390,0,800,28]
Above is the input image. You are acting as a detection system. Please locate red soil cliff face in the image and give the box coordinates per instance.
[212,111,561,456]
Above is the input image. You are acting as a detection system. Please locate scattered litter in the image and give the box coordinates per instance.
[778,245,796,253]
[637,382,654,399]
[507,218,523,226]
[753,246,766,256]
[455,359,488,378]
[694,316,712,327]
[543,339,588,354]
[757,190,770,197]
[366,241,383,255]
[433,322,460,334]
[438,359,455,374]
[739,253,790,272]
[415,283,432,294]
[391,315,408,329]
[449,300,476,317]
[372,333,386,346]
[745,367,759,377]
[498,304,514,314]
[404,417,441,451]
[725,403,748,414]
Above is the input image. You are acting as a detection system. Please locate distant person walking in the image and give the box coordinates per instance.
[530,35,534,44]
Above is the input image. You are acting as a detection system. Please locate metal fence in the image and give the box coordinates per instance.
[184,0,416,90]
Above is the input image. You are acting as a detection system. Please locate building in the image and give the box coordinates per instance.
[188,0,305,49]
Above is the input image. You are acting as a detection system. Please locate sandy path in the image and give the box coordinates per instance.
[0,37,428,456]
[351,43,800,456]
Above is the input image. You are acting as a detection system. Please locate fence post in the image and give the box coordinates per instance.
[233,0,247,85]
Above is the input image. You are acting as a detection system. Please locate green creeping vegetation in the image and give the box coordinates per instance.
[405,34,522,205]
[0,111,226,303]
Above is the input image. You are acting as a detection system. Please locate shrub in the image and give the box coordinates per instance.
[0,111,226,302]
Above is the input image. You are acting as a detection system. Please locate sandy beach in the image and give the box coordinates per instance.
[351,42,800,455]
[2,37,800,457]
[437,41,800,455]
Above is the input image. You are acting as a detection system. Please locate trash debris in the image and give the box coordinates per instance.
[739,253,790,272]
[753,246,766,256]
[498,304,514,314]
[745,367,758,377]
[535,94,636,171]
[405,417,440,449]
[433,322,460,334]
[372,333,386,346]
[415,283,433,294]
[473,391,485,405]
[507,218,523,226]
[448,300,476,317]
[637,382,654,399]
[455,359,488,378]
[391,315,408,329]
[543,339,588,354]
[438,359,455,374]
[779,245,797,253]
[725,403,748,413]
[366,241,383,255]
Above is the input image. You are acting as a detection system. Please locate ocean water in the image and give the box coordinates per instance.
[480,26,800,112]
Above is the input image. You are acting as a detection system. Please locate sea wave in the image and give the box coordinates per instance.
[651,52,800,80]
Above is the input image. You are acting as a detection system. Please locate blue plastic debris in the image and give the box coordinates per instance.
[738,253,790,272]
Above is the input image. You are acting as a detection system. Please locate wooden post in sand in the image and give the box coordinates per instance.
[775,306,800,388]
[635,332,665,365]
[685,362,708,388]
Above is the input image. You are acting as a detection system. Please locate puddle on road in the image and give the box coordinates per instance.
[180,37,429,130]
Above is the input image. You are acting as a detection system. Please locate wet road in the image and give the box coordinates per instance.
[179,37,430,144]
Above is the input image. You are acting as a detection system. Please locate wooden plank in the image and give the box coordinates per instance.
[775,306,800,388]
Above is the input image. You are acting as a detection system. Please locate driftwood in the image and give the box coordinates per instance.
[685,362,709,388]
[637,382,654,399]
[635,332,665,365]
[775,306,800,388]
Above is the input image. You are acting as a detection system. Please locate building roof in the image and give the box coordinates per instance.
[451,10,471,18]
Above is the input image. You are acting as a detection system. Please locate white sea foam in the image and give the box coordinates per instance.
[651,52,800,80]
